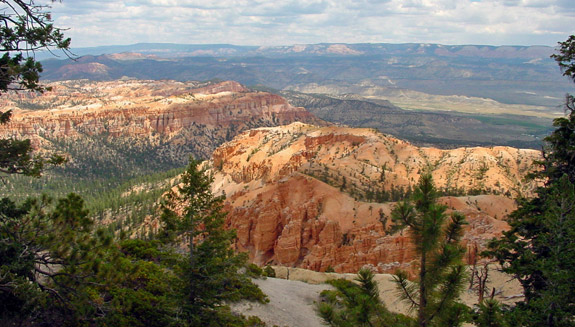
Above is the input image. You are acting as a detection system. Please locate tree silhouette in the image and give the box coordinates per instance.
[0,0,71,94]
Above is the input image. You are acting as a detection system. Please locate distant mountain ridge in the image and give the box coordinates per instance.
[39,42,555,60]
[35,42,569,151]
[277,90,552,149]
[39,42,570,109]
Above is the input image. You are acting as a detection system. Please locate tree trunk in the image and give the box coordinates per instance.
[189,225,195,304]
[419,250,427,327]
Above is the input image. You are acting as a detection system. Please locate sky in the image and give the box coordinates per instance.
[44,0,575,48]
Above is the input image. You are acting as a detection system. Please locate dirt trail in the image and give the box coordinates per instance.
[232,277,331,327]
[232,266,523,327]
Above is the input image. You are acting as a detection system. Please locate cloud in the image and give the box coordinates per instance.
[239,0,329,17]
[43,0,574,47]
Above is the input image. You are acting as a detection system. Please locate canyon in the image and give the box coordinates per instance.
[0,80,323,179]
[208,123,540,273]
[0,79,543,274]
[36,41,569,150]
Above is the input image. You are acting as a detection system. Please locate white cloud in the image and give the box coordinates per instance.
[42,0,574,47]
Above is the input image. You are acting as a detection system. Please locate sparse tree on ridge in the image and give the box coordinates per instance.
[318,175,469,327]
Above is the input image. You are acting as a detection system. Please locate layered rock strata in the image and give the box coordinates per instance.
[209,123,540,273]
[0,80,323,171]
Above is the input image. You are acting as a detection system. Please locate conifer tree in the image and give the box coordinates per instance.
[473,299,508,327]
[0,0,69,178]
[160,159,265,326]
[0,0,71,94]
[391,174,468,327]
[486,35,575,327]
[318,268,412,327]
[0,193,114,326]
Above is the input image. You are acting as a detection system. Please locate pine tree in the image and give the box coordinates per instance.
[391,174,469,327]
[486,35,575,327]
[0,193,114,326]
[0,0,71,94]
[160,159,265,326]
[95,238,184,327]
[0,1,69,178]
[473,299,508,327]
[318,268,412,327]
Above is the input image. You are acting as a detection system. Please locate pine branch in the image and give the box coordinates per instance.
[393,270,419,309]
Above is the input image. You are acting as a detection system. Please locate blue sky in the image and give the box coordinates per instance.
[45,0,574,48]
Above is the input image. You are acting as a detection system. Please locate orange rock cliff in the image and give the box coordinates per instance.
[208,123,540,273]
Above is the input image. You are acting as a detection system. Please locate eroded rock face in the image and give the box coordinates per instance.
[2,80,318,138]
[210,123,540,273]
[0,80,324,168]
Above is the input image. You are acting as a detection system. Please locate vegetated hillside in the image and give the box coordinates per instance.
[206,122,540,273]
[0,80,324,202]
[277,89,553,149]
[39,43,571,108]
[285,80,561,118]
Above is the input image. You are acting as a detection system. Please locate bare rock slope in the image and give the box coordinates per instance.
[232,267,523,327]
[209,123,540,273]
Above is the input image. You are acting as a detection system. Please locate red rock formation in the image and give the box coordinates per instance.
[2,80,320,139]
[210,123,540,273]
[0,80,324,160]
